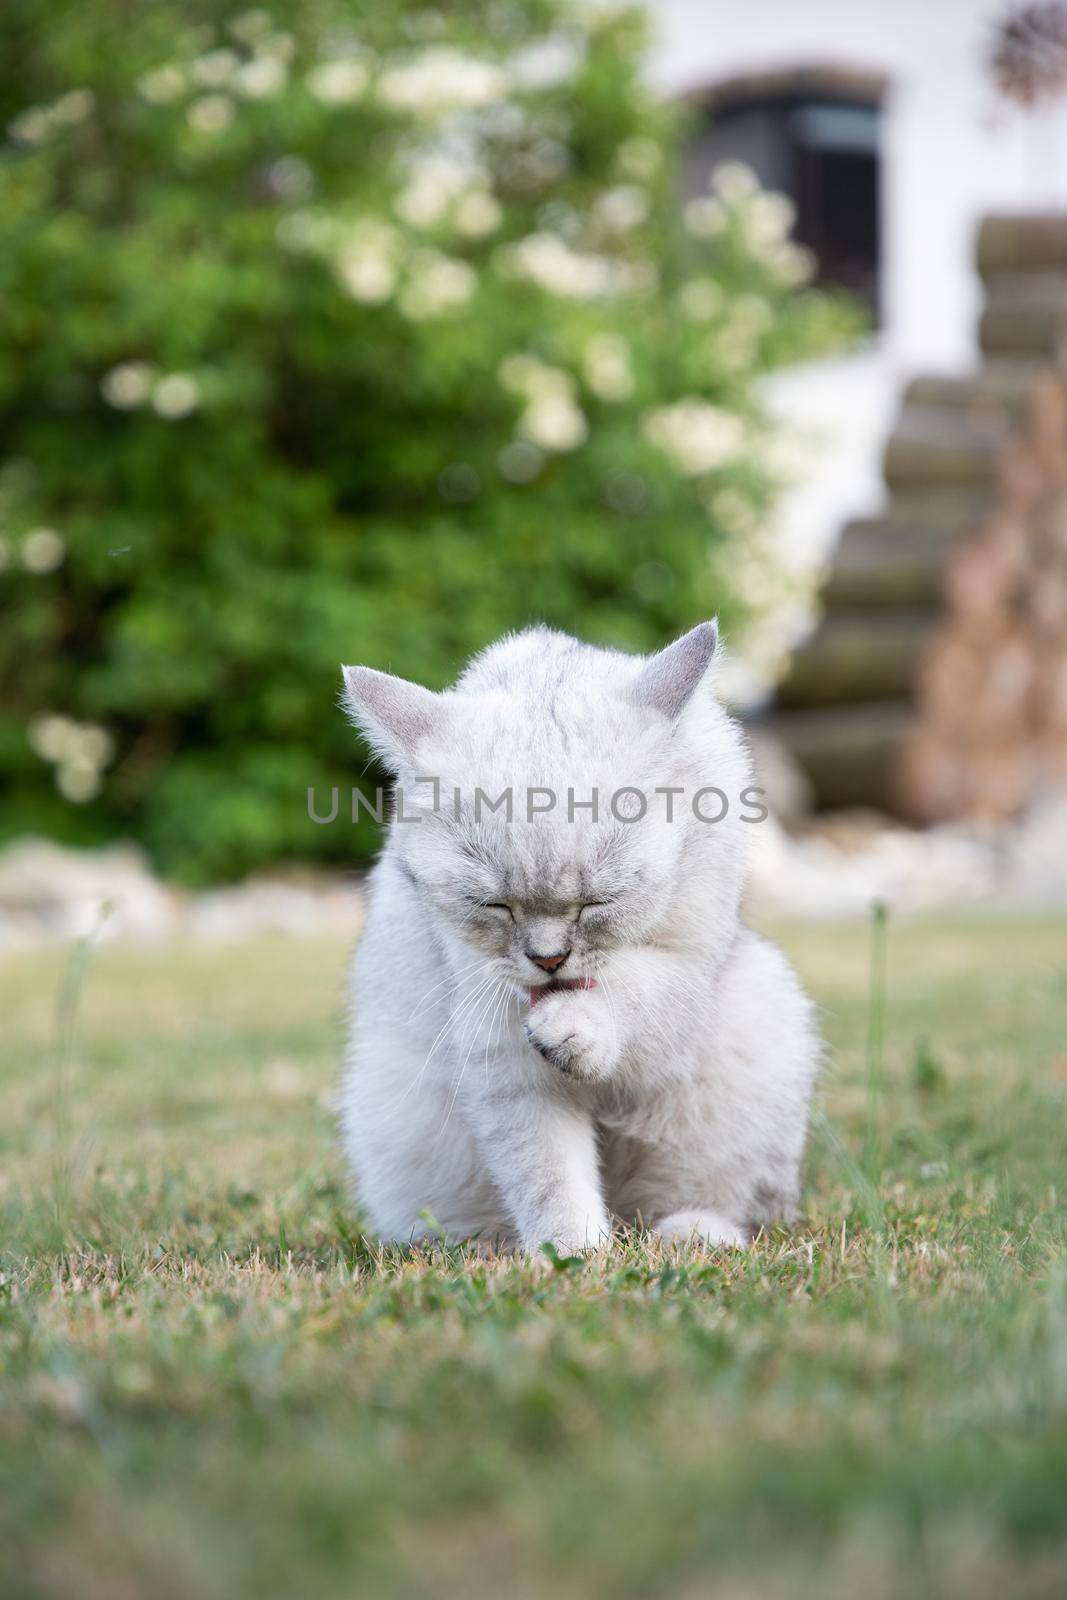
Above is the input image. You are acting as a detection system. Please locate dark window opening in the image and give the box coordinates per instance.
[685,82,882,319]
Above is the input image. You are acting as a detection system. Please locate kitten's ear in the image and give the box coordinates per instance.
[631,621,719,721]
[341,665,441,770]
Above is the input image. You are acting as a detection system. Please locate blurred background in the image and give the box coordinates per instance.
[2,0,1066,931]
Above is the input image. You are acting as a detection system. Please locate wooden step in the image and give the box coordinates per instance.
[977,214,1067,276]
[979,272,1067,357]
[821,521,961,608]
[883,405,1006,489]
[777,611,937,707]
[759,700,915,811]
[903,362,1043,415]
[886,487,994,526]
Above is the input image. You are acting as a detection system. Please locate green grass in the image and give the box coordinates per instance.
[2,913,1067,1600]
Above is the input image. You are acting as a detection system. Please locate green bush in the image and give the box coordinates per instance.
[0,0,857,881]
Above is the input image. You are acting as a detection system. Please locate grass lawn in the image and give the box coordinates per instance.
[2,912,1066,1599]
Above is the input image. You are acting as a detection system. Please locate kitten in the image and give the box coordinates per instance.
[339,622,819,1253]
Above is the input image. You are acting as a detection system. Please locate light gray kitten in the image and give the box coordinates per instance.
[339,623,818,1254]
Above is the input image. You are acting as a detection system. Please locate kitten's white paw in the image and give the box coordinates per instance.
[523,990,618,1082]
[524,1212,613,1258]
[656,1209,747,1250]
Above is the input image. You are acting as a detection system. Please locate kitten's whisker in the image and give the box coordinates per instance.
[481,984,503,1088]
[384,970,498,1118]
[414,970,496,1078]
[600,973,621,1054]
[662,974,718,1025]
[606,972,659,1036]
[407,954,490,1023]
[482,981,513,1087]
[425,957,509,1077]
[438,979,504,1136]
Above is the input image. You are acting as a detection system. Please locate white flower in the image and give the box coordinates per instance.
[22,528,66,573]
[152,373,200,418]
[338,253,395,301]
[582,333,633,401]
[508,37,580,90]
[8,107,51,145]
[714,324,758,371]
[594,185,648,233]
[256,31,296,63]
[395,152,495,232]
[8,88,94,144]
[498,353,571,402]
[745,191,795,246]
[642,399,744,475]
[398,250,476,319]
[377,48,508,114]
[335,222,402,303]
[276,209,331,251]
[51,89,94,126]
[732,294,773,338]
[770,242,816,286]
[29,714,113,769]
[234,56,287,98]
[499,355,587,451]
[507,232,629,300]
[79,725,115,765]
[395,154,491,230]
[394,178,450,228]
[191,49,239,89]
[453,190,501,238]
[680,278,723,320]
[707,488,757,534]
[498,353,544,395]
[711,160,758,201]
[138,65,187,104]
[228,10,273,45]
[187,94,234,134]
[617,136,660,181]
[30,713,115,801]
[57,762,102,803]
[101,361,155,409]
[684,197,726,239]
[307,58,370,104]
[29,714,77,761]
[520,392,588,452]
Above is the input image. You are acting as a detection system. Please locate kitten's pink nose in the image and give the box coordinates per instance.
[527,949,570,974]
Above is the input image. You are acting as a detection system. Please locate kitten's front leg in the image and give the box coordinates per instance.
[523,987,619,1082]
[466,1064,611,1254]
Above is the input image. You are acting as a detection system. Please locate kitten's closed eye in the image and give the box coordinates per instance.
[480,900,612,919]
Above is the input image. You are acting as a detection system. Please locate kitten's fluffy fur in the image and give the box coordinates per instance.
[340,624,819,1253]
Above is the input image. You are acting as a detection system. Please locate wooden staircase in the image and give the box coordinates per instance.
[765,216,1067,823]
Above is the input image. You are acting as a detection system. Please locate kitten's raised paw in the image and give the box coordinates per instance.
[523,990,617,1082]
[656,1209,747,1250]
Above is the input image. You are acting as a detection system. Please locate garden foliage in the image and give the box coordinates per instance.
[0,1,855,878]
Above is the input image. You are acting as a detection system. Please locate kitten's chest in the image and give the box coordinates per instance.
[594,1080,671,1142]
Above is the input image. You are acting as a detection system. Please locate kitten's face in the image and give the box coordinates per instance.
[400,786,680,990]
[342,622,744,991]
[390,693,688,988]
